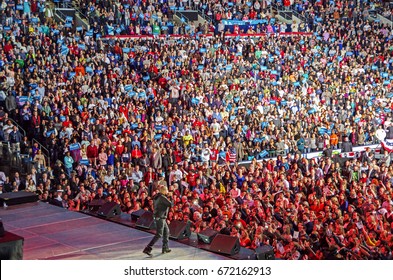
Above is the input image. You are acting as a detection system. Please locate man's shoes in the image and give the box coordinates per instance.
[162,248,171,254]
[143,247,153,257]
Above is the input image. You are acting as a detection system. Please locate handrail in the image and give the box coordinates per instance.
[291,8,306,23]
[271,2,294,21]
[376,10,393,25]
[70,2,89,22]
[31,138,51,168]
[195,6,213,23]
[198,10,213,23]
[8,118,26,137]
[175,11,190,25]
[54,8,68,22]
[281,11,292,21]
[54,1,90,25]
[7,118,50,167]
[5,116,67,173]
[271,2,281,12]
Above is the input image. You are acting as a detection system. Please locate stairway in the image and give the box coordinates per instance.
[374,7,393,26]
[173,10,208,29]
[51,0,90,29]
[0,143,30,176]
[271,3,304,24]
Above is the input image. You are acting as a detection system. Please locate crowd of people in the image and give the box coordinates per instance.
[1,0,393,260]
[74,0,214,36]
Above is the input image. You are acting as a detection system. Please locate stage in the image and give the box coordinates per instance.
[0,202,229,260]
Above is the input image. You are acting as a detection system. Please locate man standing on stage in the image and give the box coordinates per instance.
[143,185,173,257]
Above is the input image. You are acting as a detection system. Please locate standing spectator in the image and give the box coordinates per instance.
[341,137,353,153]
[132,165,143,185]
[87,142,99,166]
[31,110,41,140]
[169,164,183,187]
[64,151,74,177]
[151,147,162,171]
[131,145,143,165]
[33,149,46,171]
[9,126,22,155]
[98,147,108,167]
[330,131,339,149]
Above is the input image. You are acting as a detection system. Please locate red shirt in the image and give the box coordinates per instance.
[113,45,122,55]
[360,177,368,184]
[210,148,219,161]
[115,144,125,156]
[173,150,183,163]
[193,120,204,128]
[158,77,167,88]
[119,106,129,120]
[87,145,98,158]
[234,25,239,34]
[123,128,132,135]
[186,171,198,187]
[75,66,85,76]
[81,111,89,122]
[32,115,41,127]
[62,120,72,128]
[144,172,156,185]
[132,148,142,158]
[249,10,257,19]
[4,43,13,53]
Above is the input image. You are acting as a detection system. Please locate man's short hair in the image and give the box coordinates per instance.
[159,185,168,194]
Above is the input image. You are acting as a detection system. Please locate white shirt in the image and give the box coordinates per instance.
[201,148,211,162]
[132,170,143,183]
[169,169,183,184]
[210,122,221,135]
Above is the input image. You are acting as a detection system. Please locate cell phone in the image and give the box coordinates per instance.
[356,221,363,229]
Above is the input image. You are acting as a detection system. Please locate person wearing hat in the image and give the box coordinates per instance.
[143,185,173,257]
[155,172,167,189]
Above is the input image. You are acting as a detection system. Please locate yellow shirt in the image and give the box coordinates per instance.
[183,135,193,146]
[365,236,377,247]
[221,111,229,119]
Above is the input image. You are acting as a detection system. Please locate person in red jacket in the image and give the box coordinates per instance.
[234,24,240,35]
[249,8,257,20]
[144,167,156,195]
[3,41,13,54]
[210,146,219,163]
[186,168,198,191]
[74,63,85,76]
[173,146,183,163]
[87,143,99,166]
[31,110,41,138]
[62,116,72,128]
[131,145,142,165]
[115,140,125,156]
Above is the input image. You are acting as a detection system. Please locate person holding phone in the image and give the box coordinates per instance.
[143,185,173,257]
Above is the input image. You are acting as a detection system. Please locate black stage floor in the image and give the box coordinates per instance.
[0,202,229,260]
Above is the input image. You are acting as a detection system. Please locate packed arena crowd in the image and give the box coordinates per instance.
[1,0,393,260]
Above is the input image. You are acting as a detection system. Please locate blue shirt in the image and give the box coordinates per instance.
[107,153,115,166]
[64,156,74,169]
[131,140,141,149]
[234,173,246,188]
